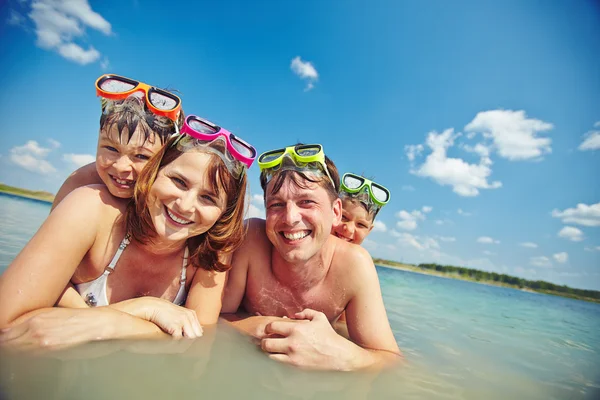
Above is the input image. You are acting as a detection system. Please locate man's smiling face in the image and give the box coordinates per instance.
[265,173,341,264]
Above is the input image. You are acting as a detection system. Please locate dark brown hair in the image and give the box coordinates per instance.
[100,96,185,146]
[125,136,248,272]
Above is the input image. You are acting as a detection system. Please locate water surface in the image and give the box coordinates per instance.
[1,195,599,399]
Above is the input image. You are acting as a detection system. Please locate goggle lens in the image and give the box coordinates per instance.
[371,184,390,203]
[260,151,285,163]
[296,145,321,157]
[99,78,136,93]
[188,118,218,134]
[343,175,364,190]
[149,91,178,111]
[231,137,256,158]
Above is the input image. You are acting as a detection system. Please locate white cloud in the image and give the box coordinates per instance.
[464,110,553,160]
[584,246,600,252]
[27,0,111,65]
[9,140,56,174]
[245,193,265,219]
[57,42,100,65]
[396,232,440,251]
[515,266,537,276]
[422,206,432,213]
[551,202,600,227]
[390,229,402,238]
[558,226,584,242]
[483,250,496,256]
[7,9,26,26]
[48,138,61,149]
[404,144,423,162]
[530,256,552,268]
[553,252,568,264]
[408,129,501,197]
[437,236,456,242]
[401,185,415,192]
[457,208,472,216]
[372,220,387,232]
[578,122,600,151]
[247,203,265,219]
[477,236,500,244]
[396,209,428,231]
[63,153,95,167]
[290,56,318,91]
[100,57,110,70]
[435,220,444,225]
[519,242,538,249]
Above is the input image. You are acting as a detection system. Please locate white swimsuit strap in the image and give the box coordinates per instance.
[180,246,189,285]
[106,234,131,273]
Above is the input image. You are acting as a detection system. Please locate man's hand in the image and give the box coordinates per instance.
[260,308,357,371]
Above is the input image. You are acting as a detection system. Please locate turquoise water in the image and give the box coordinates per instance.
[1,194,599,399]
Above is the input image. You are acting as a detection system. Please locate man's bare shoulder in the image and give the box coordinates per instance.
[331,237,377,279]
[53,163,101,209]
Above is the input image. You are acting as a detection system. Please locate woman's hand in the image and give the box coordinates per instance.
[110,297,203,339]
[0,308,124,351]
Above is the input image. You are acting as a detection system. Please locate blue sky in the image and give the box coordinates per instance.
[1,0,599,290]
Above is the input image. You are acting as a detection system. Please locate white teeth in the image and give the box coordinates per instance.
[283,231,309,241]
[114,178,132,185]
[166,208,192,225]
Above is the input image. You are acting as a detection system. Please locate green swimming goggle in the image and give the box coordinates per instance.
[340,173,390,207]
[258,144,335,188]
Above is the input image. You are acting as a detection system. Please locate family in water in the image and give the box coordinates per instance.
[0,74,400,370]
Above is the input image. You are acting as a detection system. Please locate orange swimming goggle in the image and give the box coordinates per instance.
[95,74,182,121]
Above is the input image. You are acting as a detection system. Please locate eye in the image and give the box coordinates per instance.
[170,176,187,188]
[135,154,150,160]
[267,202,284,209]
[299,199,315,206]
[358,223,368,229]
[341,215,349,222]
[104,146,118,152]
[201,194,217,205]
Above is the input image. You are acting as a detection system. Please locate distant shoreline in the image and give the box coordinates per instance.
[375,260,600,304]
[0,184,54,204]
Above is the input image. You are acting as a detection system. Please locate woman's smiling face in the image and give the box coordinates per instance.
[147,151,227,243]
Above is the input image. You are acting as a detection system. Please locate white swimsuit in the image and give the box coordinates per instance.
[75,234,189,307]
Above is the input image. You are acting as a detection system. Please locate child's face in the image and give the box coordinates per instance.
[332,198,374,245]
[96,124,163,198]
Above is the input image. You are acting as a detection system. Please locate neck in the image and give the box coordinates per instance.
[137,236,187,257]
[271,237,336,292]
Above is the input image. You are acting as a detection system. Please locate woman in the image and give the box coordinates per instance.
[0,115,256,346]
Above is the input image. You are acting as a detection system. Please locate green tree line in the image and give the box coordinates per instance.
[373,259,600,302]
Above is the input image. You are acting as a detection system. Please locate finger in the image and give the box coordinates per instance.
[261,337,289,354]
[0,325,29,343]
[187,312,203,338]
[268,353,293,365]
[182,319,197,339]
[171,326,183,339]
[294,308,323,321]
[265,321,297,337]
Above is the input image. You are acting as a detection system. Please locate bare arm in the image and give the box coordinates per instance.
[51,163,102,210]
[184,253,231,325]
[0,186,106,328]
[221,219,262,313]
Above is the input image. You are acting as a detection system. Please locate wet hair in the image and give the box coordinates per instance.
[99,96,185,146]
[125,135,248,272]
[259,153,340,203]
[340,195,379,223]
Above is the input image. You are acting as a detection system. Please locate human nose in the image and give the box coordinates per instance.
[113,155,133,173]
[176,191,197,214]
[284,202,301,226]
[343,222,355,236]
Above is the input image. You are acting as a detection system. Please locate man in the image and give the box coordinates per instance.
[222,144,400,371]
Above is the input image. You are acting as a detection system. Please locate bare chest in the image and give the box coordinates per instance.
[243,269,347,322]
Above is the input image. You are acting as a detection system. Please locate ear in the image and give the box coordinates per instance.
[332,197,342,226]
